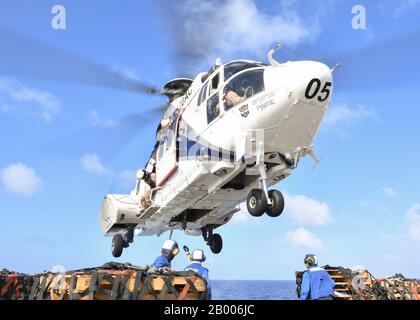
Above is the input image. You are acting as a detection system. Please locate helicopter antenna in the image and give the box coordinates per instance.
[268,44,283,66]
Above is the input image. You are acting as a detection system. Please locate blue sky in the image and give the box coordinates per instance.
[0,0,419,280]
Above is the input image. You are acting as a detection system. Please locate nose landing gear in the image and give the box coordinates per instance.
[266,190,285,217]
[246,188,285,217]
[246,189,267,216]
[246,163,285,218]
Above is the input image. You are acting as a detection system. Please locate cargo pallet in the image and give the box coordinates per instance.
[0,263,208,300]
[296,265,420,300]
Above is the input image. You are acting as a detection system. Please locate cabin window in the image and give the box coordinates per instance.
[165,127,173,151]
[207,92,220,124]
[223,69,265,111]
[158,136,166,160]
[198,82,209,105]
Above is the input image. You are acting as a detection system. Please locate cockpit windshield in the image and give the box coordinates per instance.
[223,69,265,111]
[224,61,266,82]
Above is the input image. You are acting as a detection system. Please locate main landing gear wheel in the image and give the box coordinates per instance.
[266,190,285,217]
[112,234,124,258]
[202,228,223,254]
[209,233,223,254]
[111,226,134,257]
[246,189,267,217]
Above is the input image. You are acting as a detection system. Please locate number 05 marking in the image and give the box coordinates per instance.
[305,78,332,102]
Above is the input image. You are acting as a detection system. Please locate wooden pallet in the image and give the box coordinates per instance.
[375,278,420,300]
[1,267,208,300]
[36,270,207,300]
[297,266,420,300]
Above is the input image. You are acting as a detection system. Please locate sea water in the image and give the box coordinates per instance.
[211,280,297,300]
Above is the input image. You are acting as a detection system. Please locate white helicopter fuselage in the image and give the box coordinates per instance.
[99,55,333,245]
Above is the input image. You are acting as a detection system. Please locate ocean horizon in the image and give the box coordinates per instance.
[211,280,297,300]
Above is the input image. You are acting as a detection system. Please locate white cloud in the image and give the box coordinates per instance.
[381,187,399,198]
[406,204,420,241]
[1,163,42,197]
[324,104,377,127]
[0,78,62,122]
[89,111,117,128]
[285,194,332,226]
[176,0,318,69]
[80,154,108,175]
[284,227,326,251]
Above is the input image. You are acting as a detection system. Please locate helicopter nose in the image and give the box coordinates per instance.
[266,61,333,106]
[292,61,333,105]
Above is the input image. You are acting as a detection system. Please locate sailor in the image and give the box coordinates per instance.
[184,249,212,299]
[151,240,179,268]
[300,254,335,300]
[137,159,157,209]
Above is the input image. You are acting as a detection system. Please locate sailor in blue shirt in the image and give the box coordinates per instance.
[300,254,335,300]
[151,239,179,268]
[184,249,212,299]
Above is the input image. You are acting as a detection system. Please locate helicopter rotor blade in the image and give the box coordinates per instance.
[153,1,217,78]
[35,107,165,160]
[0,27,161,95]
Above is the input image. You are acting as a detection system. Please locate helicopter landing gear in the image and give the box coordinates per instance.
[266,190,285,217]
[202,227,223,254]
[246,163,285,218]
[246,189,267,216]
[111,226,134,258]
[112,234,124,258]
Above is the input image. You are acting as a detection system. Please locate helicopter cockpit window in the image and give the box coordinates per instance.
[198,82,209,106]
[207,92,220,124]
[211,73,219,91]
[224,61,266,83]
[223,69,265,111]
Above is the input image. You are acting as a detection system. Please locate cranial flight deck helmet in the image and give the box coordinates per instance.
[304,254,318,268]
[191,249,206,263]
[162,240,179,257]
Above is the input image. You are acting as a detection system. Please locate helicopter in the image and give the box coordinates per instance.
[99,45,337,257]
[2,21,413,259]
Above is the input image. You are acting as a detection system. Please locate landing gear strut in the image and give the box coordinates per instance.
[202,227,223,254]
[246,162,285,218]
[111,226,134,258]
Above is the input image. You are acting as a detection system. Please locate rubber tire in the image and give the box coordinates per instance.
[266,190,285,217]
[246,189,267,217]
[112,234,124,258]
[210,233,223,254]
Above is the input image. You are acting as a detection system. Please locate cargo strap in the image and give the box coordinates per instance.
[2,266,208,301]
[136,273,158,300]
[159,275,179,300]
[178,275,198,300]
[0,275,18,300]
[28,277,40,300]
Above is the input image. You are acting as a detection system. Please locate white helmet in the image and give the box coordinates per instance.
[162,239,179,256]
[191,249,206,262]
